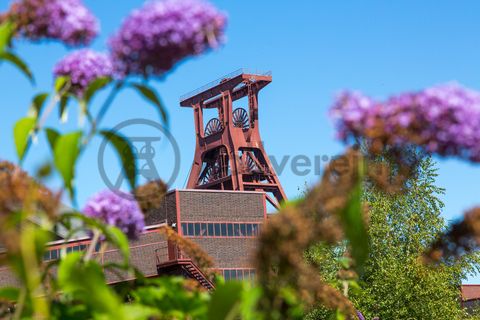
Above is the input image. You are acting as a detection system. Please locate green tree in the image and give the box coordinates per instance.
[306,156,480,320]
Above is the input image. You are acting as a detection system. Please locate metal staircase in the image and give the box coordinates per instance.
[156,248,215,291]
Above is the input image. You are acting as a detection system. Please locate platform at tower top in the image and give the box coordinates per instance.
[179,68,272,107]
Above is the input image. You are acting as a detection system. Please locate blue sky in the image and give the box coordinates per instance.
[1,1,480,282]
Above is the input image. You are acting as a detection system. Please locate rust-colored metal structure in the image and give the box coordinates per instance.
[180,69,287,209]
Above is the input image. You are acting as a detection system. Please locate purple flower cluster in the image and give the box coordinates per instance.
[108,0,227,77]
[330,91,376,141]
[9,0,99,46]
[83,190,145,240]
[330,83,480,162]
[53,49,113,96]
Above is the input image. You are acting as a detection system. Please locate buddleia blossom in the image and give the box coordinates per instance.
[108,0,227,77]
[330,83,480,162]
[6,0,99,46]
[53,49,113,97]
[330,91,376,141]
[83,190,145,240]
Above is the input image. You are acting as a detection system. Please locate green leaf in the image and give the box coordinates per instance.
[0,21,14,53]
[28,92,49,117]
[335,310,346,320]
[105,226,130,264]
[83,77,112,105]
[13,117,36,161]
[45,128,60,154]
[0,287,19,301]
[53,131,82,199]
[120,304,158,319]
[131,83,168,125]
[239,285,262,320]
[208,281,244,320]
[99,130,137,190]
[54,76,70,93]
[59,94,70,122]
[58,212,131,264]
[58,253,121,316]
[0,52,34,84]
[340,179,369,274]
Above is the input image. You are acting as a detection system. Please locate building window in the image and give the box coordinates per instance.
[181,222,263,238]
[43,251,50,261]
[246,224,252,236]
[208,223,214,236]
[220,269,256,281]
[194,223,200,236]
[252,224,259,236]
[233,224,240,236]
[182,223,188,235]
[200,223,207,236]
[43,242,90,262]
[188,223,194,236]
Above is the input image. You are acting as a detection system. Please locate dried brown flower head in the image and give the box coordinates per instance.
[134,179,168,214]
[0,161,60,218]
[423,207,480,263]
[255,147,417,318]
[255,149,364,317]
[0,161,61,254]
[158,225,215,279]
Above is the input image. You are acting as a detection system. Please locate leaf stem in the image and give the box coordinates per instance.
[84,229,101,262]
[36,82,71,131]
[96,81,124,126]
[82,81,123,148]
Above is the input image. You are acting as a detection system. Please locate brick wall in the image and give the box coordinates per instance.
[0,267,20,287]
[0,190,267,286]
[0,229,169,287]
[103,231,168,283]
[192,238,258,269]
[178,190,265,222]
[145,191,177,226]
[176,190,265,270]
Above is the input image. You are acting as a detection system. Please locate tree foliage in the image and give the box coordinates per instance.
[306,156,480,320]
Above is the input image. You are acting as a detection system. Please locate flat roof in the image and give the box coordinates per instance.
[461,285,480,301]
[165,188,266,196]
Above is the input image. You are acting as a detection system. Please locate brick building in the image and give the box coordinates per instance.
[0,189,267,289]
[461,285,480,314]
[147,189,266,281]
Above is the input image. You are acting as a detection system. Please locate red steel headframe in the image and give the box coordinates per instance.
[180,69,287,209]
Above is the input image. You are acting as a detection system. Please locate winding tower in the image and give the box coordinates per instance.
[180,69,287,209]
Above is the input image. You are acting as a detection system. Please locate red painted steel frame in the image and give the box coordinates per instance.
[180,71,287,209]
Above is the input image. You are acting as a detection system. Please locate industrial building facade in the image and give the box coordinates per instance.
[0,189,267,288]
[146,189,266,281]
